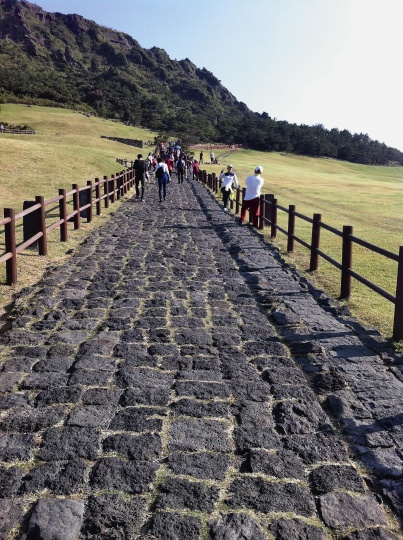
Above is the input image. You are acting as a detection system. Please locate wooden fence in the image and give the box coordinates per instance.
[196,169,403,341]
[0,168,134,286]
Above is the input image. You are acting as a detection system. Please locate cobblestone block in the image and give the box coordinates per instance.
[66,405,115,428]
[0,499,25,537]
[209,512,266,540]
[21,458,88,495]
[243,448,305,479]
[269,518,326,539]
[274,399,331,435]
[340,529,400,540]
[102,433,162,461]
[168,418,232,452]
[175,380,230,400]
[82,387,122,405]
[74,356,116,371]
[156,477,220,512]
[109,406,164,432]
[309,464,365,494]
[0,372,23,392]
[35,386,82,406]
[282,431,348,464]
[233,401,279,452]
[22,372,69,390]
[90,458,158,493]
[0,465,23,497]
[0,433,36,461]
[0,405,66,432]
[81,494,146,539]
[21,497,84,540]
[166,451,231,480]
[171,398,229,419]
[149,511,202,540]
[319,492,387,529]
[227,476,315,516]
[38,427,100,461]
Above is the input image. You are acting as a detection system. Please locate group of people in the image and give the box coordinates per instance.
[132,144,265,226]
[219,164,264,227]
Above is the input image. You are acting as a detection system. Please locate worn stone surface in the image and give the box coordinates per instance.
[0,174,401,538]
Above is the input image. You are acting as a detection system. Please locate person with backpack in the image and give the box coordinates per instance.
[219,164,238,212]
[155,157,170,202]
[133,153,147,201]
[176,156,186,184]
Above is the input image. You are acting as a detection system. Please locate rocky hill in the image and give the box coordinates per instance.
[1,0,402,164]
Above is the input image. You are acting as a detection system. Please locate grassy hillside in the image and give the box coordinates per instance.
[1,104,402,338]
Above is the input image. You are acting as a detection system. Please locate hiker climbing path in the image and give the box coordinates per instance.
[0,175,402,539]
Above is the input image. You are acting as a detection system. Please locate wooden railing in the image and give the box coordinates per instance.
[0,168,134,286]
[197,170,403,341]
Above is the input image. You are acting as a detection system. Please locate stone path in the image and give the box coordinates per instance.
[0,174,402,539]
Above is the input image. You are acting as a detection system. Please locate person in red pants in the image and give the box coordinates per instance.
[239,166,264,227]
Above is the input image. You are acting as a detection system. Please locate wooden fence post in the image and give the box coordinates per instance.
[59,189,68,242]
[258,195,265,229]
[72,184,80,230]
[287,205,295,252]
[104,176,109,208]
[309,213,321,271]
[35,195,47,255]
[393,246,403,341]
[235,187,240,214]
[271,198,277,239]
[86,181,93,223]
[110,175,116,203]
[340,225,353,298]
[4,208,17,285]
[95,178,101,216]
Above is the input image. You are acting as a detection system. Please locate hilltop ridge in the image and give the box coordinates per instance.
[1,0,403,165]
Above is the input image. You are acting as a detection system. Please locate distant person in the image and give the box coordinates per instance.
[199,151,204,164]
[193,160,200,180]
[176,156,186,184]
[210,150,214,163]
[239,166,264,227]
[155,157,170,202]
[0,124,4,133]
[219,165,238,212]
[133,153,147,201]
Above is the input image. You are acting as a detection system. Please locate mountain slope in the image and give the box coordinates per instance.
[1,0,402,165]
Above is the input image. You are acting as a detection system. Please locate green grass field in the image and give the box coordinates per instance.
[1,104,402,339]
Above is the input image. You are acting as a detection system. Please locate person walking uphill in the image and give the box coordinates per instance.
[155,157,170,202]
[219,165,238,212]
[239,166,264,227]
[133,154,147,201]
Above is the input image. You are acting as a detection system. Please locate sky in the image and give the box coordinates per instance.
[34,0,403,151]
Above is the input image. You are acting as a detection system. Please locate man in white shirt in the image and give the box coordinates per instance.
[239,166,264,227]
[219,165,239,212]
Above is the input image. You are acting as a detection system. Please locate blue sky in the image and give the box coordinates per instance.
[35,0,403,151]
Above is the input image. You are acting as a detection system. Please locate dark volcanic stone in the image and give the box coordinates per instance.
[35,386,82,406]
[227,476,315,516]
[269,518,327,540]
[82,388,122,405]
[0,405,66,432]
[0,465,23,497]
[150,511,202,540]
[233,401,279,452]
[0,433,36,461]
[319,492,387,529]
[171,399,229,419]
[38,427,100,461]
[244,449,305,479]
[102,433,162,461]
[340,529,400,540]
[81,494,146,539]
[21,459,88,495]
[166,451,231,480]
[309,464,365,495]
[168,418,232,452]
[22,498,84,540]
[175,380,230,400]
[0,499,25,537]
[156,477,220,512]
[90,458,158,494]
[109,407,163,432]
[66,406,114,428]
[209,513,266,540]
[273,399,330,435]
[283,432,348,465]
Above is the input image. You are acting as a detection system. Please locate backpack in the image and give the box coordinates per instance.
[156,166,164,179]
[177,160,184,169]
[156,166,169,184]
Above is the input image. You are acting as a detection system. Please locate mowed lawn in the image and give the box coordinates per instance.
[1,104,402,338]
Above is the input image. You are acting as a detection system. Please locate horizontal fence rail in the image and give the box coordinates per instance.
[0,168,135,287]
[196,169,403,341]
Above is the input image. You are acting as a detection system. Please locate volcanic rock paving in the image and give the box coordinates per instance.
[0,175,402,540]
